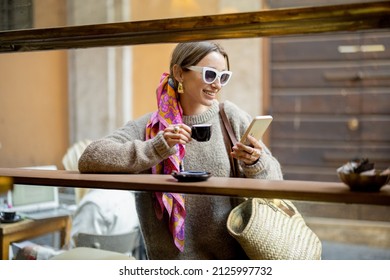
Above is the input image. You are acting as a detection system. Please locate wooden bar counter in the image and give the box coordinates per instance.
[0,168,389,206]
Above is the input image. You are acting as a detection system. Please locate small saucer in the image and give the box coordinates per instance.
[0,215,23,224]
[171,171,212,182]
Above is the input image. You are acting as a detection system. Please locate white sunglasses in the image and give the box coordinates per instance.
[187,66,232,86]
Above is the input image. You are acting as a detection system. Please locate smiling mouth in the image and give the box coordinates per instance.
[203,89,217,97]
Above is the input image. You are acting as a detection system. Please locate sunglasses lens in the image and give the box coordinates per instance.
[204,70,217,83]
[220,73,230,85]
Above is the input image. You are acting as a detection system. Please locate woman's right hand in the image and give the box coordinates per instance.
[163,124,192,147]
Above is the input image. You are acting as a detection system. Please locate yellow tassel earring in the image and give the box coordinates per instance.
[177,82,184,94]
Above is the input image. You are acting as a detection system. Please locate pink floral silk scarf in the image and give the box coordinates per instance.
[146,73,186,251]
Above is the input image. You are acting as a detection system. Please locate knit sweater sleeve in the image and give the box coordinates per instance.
[223,101,283,180]
[78,113,176,173]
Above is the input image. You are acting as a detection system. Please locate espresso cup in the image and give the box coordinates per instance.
[1,209,16,221]
[191,124,212,142]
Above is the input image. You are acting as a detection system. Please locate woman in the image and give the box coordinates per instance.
[78,41,283,259]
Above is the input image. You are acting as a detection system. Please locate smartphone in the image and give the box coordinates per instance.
[240,115,273,145]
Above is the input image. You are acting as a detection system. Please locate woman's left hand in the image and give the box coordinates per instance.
[231,135,263,165]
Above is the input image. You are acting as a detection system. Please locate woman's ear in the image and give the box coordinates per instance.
[172,64,184,82]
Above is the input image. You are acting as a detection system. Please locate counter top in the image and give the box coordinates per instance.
[0,168,389,206]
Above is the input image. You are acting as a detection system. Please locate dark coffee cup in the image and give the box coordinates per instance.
[191,124,212,142]
[1,209,16,221]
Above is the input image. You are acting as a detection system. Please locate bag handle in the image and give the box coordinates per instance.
[219,103,238,145]
[219,103,240,177]
[268,199,296,217]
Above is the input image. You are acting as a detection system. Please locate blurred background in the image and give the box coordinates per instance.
[0,0,389,259]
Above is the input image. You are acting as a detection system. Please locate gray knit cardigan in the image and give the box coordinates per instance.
[78,100,283,259]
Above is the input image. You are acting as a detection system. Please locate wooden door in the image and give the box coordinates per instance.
[267,2,390,182]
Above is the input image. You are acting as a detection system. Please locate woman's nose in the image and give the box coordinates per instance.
[212,79,222,90]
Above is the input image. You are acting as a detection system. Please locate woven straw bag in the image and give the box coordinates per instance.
[227,198,322,260]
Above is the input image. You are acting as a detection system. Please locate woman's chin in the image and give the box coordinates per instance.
[202,98,214,107]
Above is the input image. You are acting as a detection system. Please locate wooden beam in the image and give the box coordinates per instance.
[0,168,389,206]
[0,1,389,53]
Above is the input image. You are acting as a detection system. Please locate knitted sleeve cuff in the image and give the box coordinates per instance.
[240,157,263,177]
[240,153,280,179]
[151,131,177,159]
